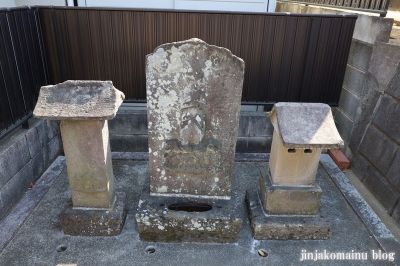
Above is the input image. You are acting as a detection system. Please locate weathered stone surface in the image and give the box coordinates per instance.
[247,136,271,153]
[343,65,367,98]
[363,167,399,213]
[59,192,127,236]
[146,38,244,197]
[0,133,30,188]
[359,125,398,176]
[266,102,344,149]
[0,162,34,221]
[348,73,380,151]
[353,15,393,45]
[372,95,400,145]
[248,114,273,137]
[386,63,400,100]
[392,202,400,226]
[136,176,242,243]
[347,40,373,72]
[351,154,370,182]
[386,150,400,192]
[33,80,125,120]
[108,110,148,135]
[338,88,360,121]
[259,171,322,215]
[381,102,400,147]
[368,42,400,90]
[269,130,322,186]
[32,136,61,180]
[110,134,149,152]
[332,107,353,145]
[246,189,330,240]
[61,120,115,208]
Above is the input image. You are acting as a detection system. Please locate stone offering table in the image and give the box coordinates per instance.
[136,38,245,243]
[33,80,127,236]
[246,102,344,240]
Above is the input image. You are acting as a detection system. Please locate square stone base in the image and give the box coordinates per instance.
[246,189,331,240]
[59,192,127,236]
[136,176,243,243]
[260,171,322,215]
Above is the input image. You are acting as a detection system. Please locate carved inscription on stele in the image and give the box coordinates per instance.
[164,139,221,176]
[146,38,244,197]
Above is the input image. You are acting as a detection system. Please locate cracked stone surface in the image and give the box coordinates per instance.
[146,38,244,198]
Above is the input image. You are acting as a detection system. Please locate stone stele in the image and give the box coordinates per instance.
[33,80,127,236]
[137,39,245,243]
[146,38,244,198]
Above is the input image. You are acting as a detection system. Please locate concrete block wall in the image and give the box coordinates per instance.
[349,42,400,223]
[0,118,62,221]
[108,110,273,153]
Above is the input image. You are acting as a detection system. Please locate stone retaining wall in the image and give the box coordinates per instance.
[0,118,62,221]
[108,110,273,154]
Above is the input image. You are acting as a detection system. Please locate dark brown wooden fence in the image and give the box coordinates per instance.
[0,7,48,138]
[0,7,356,138]
[39,7,357,106]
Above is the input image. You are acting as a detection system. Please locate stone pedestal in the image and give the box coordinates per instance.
[136,178,242,243]
[33,80,127,236]
[246,102,343,240]
[137,38,245,242]
[259,171,322,215]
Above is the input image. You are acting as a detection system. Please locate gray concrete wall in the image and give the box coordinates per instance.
[349,42,400,224]
[277,2,400,226]
[108,110,273,154]
[0,118,62,221]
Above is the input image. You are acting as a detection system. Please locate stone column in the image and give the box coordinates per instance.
[33,80,127,236]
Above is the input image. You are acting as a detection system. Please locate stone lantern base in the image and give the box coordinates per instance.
[59,192,127,236]
[135,177,243,243]
[259,171,322,215]
[245,172,331,240]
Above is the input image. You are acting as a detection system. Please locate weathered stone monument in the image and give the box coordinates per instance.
[136,38,245,242]
[246,102,343,240]
[33,80,127,236]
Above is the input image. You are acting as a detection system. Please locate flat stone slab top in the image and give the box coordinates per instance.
[146,38,244,197]
[33,80,125,120]
[266,102,344,149]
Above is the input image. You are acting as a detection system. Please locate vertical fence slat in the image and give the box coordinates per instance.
[0,7,48,137]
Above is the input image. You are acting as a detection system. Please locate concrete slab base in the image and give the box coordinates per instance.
[59,191,127,236]
[246,189,331,240]
[259,171,322,215]
[136,176,243,243]
[1,155,399,265]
